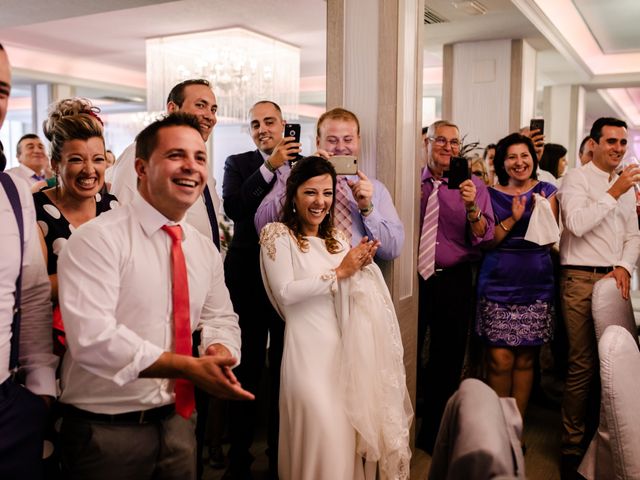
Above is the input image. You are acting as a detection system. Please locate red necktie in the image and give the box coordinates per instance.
[162,225,195,419]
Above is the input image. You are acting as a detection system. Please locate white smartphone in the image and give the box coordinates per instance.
[328,155,358,175]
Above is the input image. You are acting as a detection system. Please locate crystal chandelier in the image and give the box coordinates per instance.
[146,28,300,122]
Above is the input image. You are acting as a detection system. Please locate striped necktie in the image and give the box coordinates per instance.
[334,177,353,244]
[417,179,441,280]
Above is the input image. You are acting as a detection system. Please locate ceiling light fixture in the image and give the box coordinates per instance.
[451,1,488,16]
[146,28,300,122]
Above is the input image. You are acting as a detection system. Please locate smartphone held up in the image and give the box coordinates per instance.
[446,156,470,189]
[329,155,358,176]
[284,123,301,144]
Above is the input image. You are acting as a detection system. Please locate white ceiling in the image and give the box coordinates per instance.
[573,0,640,54]
[0,0,327,77]
[0,0,638,125]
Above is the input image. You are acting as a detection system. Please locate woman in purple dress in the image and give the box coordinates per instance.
[476,133,558,418]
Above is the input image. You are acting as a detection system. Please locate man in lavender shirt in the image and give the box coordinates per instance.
[255,107,404,260]
[416,120,494,453]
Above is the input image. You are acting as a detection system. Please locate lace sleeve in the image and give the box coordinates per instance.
[259,222,291,262]
[259,223,340,308]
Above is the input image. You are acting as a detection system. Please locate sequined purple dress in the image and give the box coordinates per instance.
[476,182,557,347]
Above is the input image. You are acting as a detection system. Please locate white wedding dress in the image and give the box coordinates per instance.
[260,223,412,480]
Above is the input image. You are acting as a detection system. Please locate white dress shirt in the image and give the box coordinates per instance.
[5,163,42,185]
[558,161,640,274]
[110,142,221,241]
[0,173,57,395]
[57,194,241,414]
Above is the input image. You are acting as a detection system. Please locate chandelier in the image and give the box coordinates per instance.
[146,28,300,122]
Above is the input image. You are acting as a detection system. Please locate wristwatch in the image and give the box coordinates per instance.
[359,203,374,216]
[468,209,482,223]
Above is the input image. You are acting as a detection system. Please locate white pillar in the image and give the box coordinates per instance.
[443,39,537,147]
[327,0,423,435]
[543,84,586,168]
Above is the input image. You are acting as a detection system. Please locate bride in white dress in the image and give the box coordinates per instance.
[259,157,412,480]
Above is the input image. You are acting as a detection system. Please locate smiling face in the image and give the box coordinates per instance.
[136,125,207,221]
[591,125,628,174]
[294,173,333,237]
[504,143,535,184]
[317,118,360,156]
[169,84,218,141]
[56,137,106,200]
[427,125,460,176]
[0,49,11,129]
[250,102,285,154]
[18,137,47,173]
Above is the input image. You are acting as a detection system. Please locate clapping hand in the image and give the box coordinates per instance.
[511,192,526,221]
[187,344,255,401]
[335,237,380,279]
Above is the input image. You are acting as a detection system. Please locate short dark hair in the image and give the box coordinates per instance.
[135,113,201,161]
[281,156,341,254]
[16,133,40,156]
[590,117,627,143]
[166,79,211,108]
[539,143,567,179]
[250,100,282,117]
[483,143,496,160]
[579,135,591,155]
[494,133,538,186]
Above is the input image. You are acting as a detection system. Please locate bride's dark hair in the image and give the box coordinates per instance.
[281,156,342,253]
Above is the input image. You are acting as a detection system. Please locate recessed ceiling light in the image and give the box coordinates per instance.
[451,0,488,16]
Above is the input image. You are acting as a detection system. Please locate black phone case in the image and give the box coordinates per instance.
[447,156,470,189]
[530,119,544,136]
[284,124,301,143]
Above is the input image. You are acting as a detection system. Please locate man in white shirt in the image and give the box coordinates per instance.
[0,42,58,480]
[557,117,640,476]
[110,79,221,247]
[5,133,48,185]
[57,113,253,480]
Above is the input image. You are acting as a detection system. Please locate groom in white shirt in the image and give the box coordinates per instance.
[557,116,640,477]
[57,113,253,480]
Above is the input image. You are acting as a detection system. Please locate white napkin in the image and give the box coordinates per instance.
[524,193,559,245]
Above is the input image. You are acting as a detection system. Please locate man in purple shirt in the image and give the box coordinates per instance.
[416,120,494,453]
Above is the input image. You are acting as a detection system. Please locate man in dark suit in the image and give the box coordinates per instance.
[223,100,300,479]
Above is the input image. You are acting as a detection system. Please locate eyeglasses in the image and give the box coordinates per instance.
[472,171,485,177]
[430,136,461,148]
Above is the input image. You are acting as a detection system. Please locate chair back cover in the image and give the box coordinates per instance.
[429,378,525,479]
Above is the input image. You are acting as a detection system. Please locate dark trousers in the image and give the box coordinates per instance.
[59,411,196,480]
[0,378,47,479]
[416,263,474,453]
[193,330,208,480]
[225,248,284,477]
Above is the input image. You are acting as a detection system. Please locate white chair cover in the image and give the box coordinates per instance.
[579,278,638,479]
[429,378,526,480]
[597,326,640,479]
